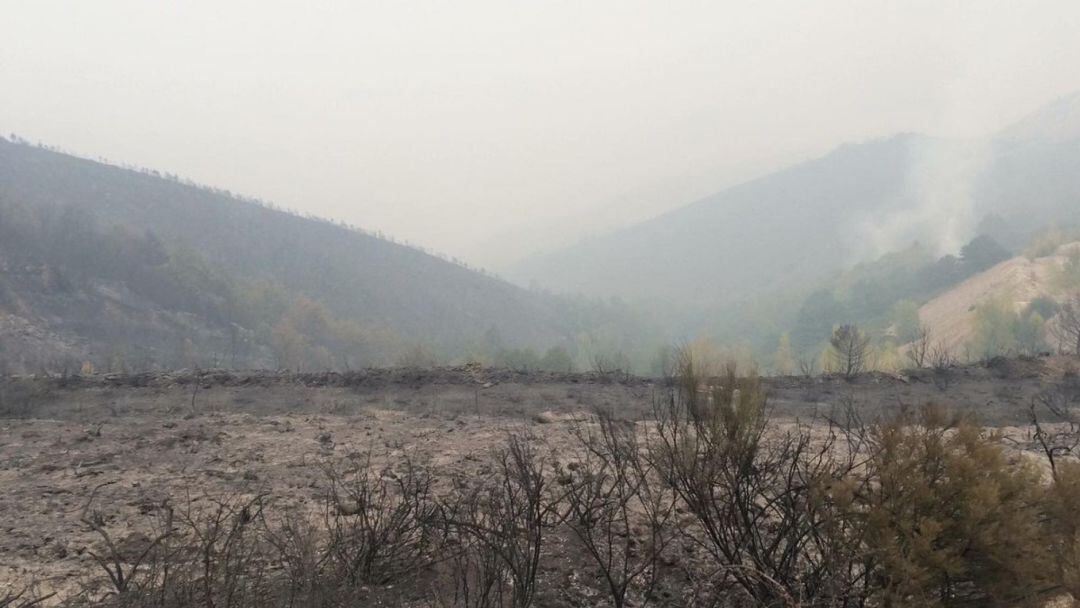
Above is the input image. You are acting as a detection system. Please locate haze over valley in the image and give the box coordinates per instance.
[6,4,1080,607]
[3,90,1079,374]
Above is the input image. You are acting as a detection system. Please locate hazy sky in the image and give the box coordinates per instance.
[3,1,1079,267]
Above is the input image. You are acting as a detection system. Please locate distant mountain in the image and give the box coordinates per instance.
[998,91,1080,143]
[0,138,638,373]
[514,134,925,306]
[975,93,1080,246]
[511,93,1080,311]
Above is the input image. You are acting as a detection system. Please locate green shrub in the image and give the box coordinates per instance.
[841,406,1052,606]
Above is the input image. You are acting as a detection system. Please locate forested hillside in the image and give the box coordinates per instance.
[0,138,651,373]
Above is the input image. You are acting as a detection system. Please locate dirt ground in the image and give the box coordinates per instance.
[1,357,1077,603]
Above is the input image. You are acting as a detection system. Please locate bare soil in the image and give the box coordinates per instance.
[1,358,1076,603]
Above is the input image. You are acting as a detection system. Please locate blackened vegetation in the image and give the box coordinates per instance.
[440,435,556,608]
[322,455,445,587]
[4,366,652,392]
[26,360,1080,607]
[558,412,676,608]
[0,587,53,608]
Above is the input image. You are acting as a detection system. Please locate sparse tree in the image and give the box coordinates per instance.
[829,324,871,378]
[961,234,1011,272]
[1052,293,1080,355]
[798,354,818,378]
[906,324,933,368]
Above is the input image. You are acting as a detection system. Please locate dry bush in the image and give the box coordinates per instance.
[432,533,511,608]
[1051,292,1080,355]
[77,483,178,603]
[1029,376,1080,477]
[72,474,445,608]
[74,488,275,608]
[0,586,53,608]
[322,453,446,586]
[557,409,676,608]
[929,341,955,371]
[442,433,559,608]
[169,493,272,608]
[259,510,340,608]
[906,325,933,369]
[1030,379,1080,600]
[58,365,1080,608]
[653,362,868,606]
[928,341,956,390]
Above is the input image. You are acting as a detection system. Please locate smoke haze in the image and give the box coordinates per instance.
[3,1,1080,266]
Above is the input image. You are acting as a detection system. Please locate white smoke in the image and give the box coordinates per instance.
[847,136,992,261]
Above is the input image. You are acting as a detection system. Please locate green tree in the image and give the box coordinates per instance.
[1015,311,1047,355]
[960,235,1011,273]
[970,297,1019,359]
[1027,295,1060,320]
[793,289,847,352]
[271,319,308,370]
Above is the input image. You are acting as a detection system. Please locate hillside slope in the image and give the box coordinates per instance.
[512,93,1080,308]
[915,244,1079,355]
[0,138,635,372]
[512,134,924,305]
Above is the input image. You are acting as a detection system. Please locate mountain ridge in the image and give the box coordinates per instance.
[510,94,1080,310]
[0,137,645,373]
